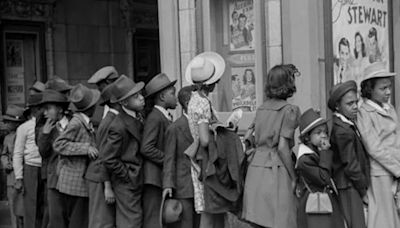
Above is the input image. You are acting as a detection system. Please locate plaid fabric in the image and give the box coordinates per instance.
[53,113,96,197]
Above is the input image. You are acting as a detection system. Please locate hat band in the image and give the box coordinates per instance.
[301,117,324,135]
[192,66,216,84]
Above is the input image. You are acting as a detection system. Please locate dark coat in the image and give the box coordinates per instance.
[140,108,171,187]
[162,115,194,199]
[102,110,143,186]
[85,111,117,182]
[296,146,345,228]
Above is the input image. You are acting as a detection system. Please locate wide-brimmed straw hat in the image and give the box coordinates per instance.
[362,61,396,83]
[159,195,183,226]
[327,80,357,111]
[88,66,119,84]
[145,73,177,98]
[110,75,145,103]
[185,52,226,85]
[2,104,25,122]
[299,108,328,136]
[69,84,100,112]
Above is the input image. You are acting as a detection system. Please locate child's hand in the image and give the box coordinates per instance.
[320,138,330,150]
[104,186,116,204]
[43,118,56,134]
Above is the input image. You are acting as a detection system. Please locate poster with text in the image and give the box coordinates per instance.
[5,40,25,105]
[229,0,254,51]
[231,66,256,111]
[332,0,390,86]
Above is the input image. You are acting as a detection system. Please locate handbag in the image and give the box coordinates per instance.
[303,177,333,214]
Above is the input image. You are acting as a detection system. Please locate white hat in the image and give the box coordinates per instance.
[185,52,225,85]
[362,61,396,82]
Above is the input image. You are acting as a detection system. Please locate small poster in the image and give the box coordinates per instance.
[231,66,256,111]
[229,0,254,51]
[5,40,25,105]
[332,0,390,85]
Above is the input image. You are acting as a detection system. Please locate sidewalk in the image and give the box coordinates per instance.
[0,201,11,228]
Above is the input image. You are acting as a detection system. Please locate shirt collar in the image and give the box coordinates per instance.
[80,113,91,125]
[58,116,69,130]
[365,99,390,114]
[334,112,354,126]
[108,108,119,115]
[183,112,189,119]
[155,105,172,121]
[122,106,137,118]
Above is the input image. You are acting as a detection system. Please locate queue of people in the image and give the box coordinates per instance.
[1,52,400,228]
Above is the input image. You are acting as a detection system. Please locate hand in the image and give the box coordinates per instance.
[104,186,116,204]
[43,118,56,134]
[15,179,24,193]
[320,138,331,150]
[163,188,173,198]
[88,146,98,160]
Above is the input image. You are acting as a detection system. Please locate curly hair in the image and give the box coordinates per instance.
[264,64,298,99]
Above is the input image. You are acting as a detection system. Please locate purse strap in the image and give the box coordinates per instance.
[302,176,339,196]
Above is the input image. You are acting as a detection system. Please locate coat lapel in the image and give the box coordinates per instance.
[177,116,193,144]
[120,111,143,142]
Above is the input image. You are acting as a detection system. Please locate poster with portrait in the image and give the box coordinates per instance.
[5,40,25,105]
[229,0,254,51]
[231,66,256,111]
[332,0,390,86]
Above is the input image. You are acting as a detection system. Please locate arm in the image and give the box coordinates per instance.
[140,116,164,164]
[298,150,333,187]
[13,126,26,179]
[198,122,209,148]
[1,136,12,171]
[278,137,296,181]
[357,110,400,177]
[102,126,130,183]
[163,126,177,190]
[53,119,90,156]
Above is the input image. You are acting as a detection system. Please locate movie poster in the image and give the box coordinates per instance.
[332,0,390,86]
[231,66,256,111]
[5,40,25,105]
[229,0,254,51]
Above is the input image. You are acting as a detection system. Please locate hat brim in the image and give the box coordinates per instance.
[110,82,145,103]
[2,115,24,122]
[145,80,177,98]
[185,52,226,85]
[70,90,101,112]
[363,71,396,82]
[300,118,328,136]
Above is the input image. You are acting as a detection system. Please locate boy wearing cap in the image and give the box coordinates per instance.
[85,82,120,228]
[162,86,200,228]
[102,75,145,227]
[53,84,100,228]
[36,89,70,228]
[141,73,177,228]
[329,81,369,228]
[13,93,45,228]
[1,105,25,228]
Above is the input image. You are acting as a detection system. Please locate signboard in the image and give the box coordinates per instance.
[5,40,25,105]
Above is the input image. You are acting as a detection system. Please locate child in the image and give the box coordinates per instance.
[36,89,70,228]
[53,84,100,228]
[162,85,200,228]
[141,73,177,228]
[296,108,345,228]
[102,75,145,227]
[1,105,25,228]
[328,80,369,228]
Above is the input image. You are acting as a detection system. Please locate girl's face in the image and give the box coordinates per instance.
[371,78,391,105]
[309,124,328,148]
[337,90,358,121]
[355,35,362,53]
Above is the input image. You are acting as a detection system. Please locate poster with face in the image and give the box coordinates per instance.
[332,0,389,86]
[231,66,256,111]
[229,0,254,51]
[5,40,25,105]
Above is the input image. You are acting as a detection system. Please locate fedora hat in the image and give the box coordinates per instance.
[69,84,100,112]
[299,108,328,136]
[362,61,396,82]
[2,104,25,122]
[30,81,46,93]
[159,195,183,226]
[26,93,43,107]
[88,66,119,84]
[99,82,116,106]
[39,89,69,105]
[185,52,226,85]
[328,80,357,111]
[110,75,145,103]
[45,76,72,93]
[145,73,177,98]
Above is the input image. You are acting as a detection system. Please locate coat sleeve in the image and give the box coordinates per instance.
[13,125,26,179]
[163,125,177,190]
[140,116,164,165]
[53,119,90,156]
[37,128,54,159]
[102,124,130,183]
[297,150,333,188]
[333,130,367,193]
[357,109,400,177]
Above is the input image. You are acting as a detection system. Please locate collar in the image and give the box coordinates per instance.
[58,116,69,130]
[155,105,172,121]
[296,144,316,167]
[183,112,189,119]
[108,108,119,115]
[259,99,289,111]
[365,99,390,114]
[333,112,354,126]
[80,113,91,125]
[122,106,137,118]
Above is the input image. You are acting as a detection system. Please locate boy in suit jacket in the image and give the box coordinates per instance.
[102,75,146,228]
[141,73,178,228]
[53,84,100,228]
[85,82,120,228]
[162,86,200,228]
